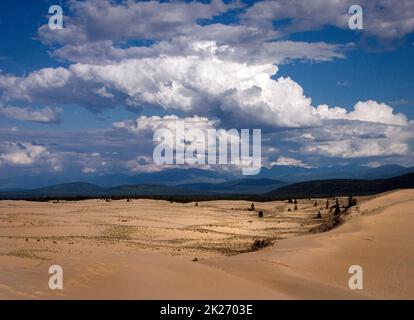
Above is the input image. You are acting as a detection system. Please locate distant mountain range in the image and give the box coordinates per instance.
[0,182,197,199]
[0,168,232,191]
[1,164,413,191]
[256,164,414,182]
[0,172,413,200]
[266,172,414,198]
[0,178,284,199]
[177,178,286,194]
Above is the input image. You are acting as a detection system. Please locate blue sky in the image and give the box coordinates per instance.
[279,29,414,118]
[0,0,413,185]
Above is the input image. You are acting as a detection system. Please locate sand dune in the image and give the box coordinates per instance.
[205,189,414,299]
[1,190,413,299]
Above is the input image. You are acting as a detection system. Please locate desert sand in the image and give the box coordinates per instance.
[0,190,413,299]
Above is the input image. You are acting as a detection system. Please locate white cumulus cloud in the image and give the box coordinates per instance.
[270,156,312,168]
[0,142,52,166]
[0,105,61,123]
[313,100,408,126]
